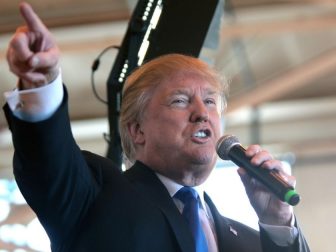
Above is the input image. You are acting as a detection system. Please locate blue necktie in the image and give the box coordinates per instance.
[175,187,208,252]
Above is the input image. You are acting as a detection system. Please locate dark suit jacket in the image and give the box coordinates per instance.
[3,90,310,252]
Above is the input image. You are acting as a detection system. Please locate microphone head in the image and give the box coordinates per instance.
[216,135,240,160]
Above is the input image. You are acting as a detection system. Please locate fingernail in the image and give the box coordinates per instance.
[30,56,39,67]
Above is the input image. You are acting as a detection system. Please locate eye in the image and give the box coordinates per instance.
[170,95,190,108]
[173,98,186,104]
[171,98,188,107]
[204,98,216,106]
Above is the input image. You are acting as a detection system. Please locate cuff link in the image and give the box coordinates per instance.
[15,101,25,110]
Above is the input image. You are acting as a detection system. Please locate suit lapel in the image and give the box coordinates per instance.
[124,161,194,252]
[204,192,242,252]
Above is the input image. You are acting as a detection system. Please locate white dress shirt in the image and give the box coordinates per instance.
[4,72,63,122]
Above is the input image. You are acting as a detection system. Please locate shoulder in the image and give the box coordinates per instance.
[81,150,123,184]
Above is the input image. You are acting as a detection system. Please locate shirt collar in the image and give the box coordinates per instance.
[155,172,207,209]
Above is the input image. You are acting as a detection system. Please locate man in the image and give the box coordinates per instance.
[4,2,310,252]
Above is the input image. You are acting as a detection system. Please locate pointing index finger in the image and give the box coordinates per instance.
[19,2,46,32]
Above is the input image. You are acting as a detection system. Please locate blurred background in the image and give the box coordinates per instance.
[0,0,335,251]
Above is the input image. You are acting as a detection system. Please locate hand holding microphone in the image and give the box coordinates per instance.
[216,135,300,206]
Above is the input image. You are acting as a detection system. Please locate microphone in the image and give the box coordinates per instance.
[216,135,300,206]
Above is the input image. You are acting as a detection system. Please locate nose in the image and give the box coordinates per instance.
[190,98,209,123]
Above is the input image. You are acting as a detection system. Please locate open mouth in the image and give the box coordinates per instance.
[193,129,211,139]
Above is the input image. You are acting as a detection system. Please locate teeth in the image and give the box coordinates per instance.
[194,130,207,138]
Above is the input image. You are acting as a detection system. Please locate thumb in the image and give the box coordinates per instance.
[29,47,59,69]
[237,167,260,192]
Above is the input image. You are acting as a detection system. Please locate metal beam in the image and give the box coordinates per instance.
[226,48,336,112]
[222,15,336,38]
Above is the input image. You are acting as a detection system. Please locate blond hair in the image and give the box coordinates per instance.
[119,53,228,163]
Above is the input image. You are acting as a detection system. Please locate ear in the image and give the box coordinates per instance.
[127,121,145,145]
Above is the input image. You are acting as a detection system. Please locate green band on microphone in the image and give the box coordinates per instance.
[284,189,300,206]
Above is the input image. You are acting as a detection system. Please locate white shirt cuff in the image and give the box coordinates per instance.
[259,218,299,246]
[4,71,63,122]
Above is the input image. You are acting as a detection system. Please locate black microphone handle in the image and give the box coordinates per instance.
[229,144,300,206]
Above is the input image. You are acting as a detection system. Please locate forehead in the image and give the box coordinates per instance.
[156,73,220,94]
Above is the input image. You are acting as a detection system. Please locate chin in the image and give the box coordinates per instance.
[195,156,212,165]
[193,152,216,167]
[196,151,216,165]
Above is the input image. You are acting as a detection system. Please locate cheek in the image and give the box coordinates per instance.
[211,114,222,134]
[143,112,184,138]
[157,110,187,127]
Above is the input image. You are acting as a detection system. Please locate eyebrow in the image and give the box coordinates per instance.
[170,88,218,96]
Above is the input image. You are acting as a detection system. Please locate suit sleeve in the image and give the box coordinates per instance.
[3,87,100,250]
[260,219,311,252]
